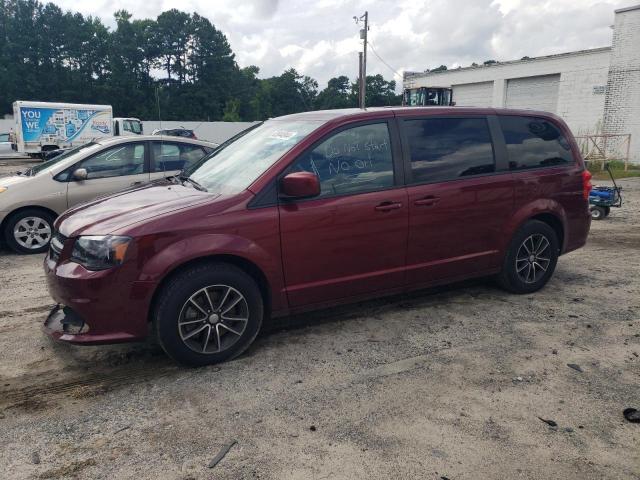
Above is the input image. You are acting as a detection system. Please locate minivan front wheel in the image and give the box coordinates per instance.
[498,220,559,294]
[4,209,55,254]
[154,263,263,366]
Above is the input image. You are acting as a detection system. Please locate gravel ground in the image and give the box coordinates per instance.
[0,161,638,479]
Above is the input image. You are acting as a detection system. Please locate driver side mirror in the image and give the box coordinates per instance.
[72,168,88,181]
[279,172,320,199]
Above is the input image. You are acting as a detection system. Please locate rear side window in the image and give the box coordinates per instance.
[404,117,495,184]
[289,123,394,198]
[152,142,206,172]
[499,116,573,170]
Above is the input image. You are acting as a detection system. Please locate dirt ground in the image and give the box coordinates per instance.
[0,159,638,479]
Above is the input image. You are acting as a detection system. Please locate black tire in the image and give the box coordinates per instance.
[3,208,55,254]
[154,262,263,366]
[590,206,605,220]
[604,206,611,216]
[497,220,559,294]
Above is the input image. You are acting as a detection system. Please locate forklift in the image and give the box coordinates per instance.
[402,86,454,106]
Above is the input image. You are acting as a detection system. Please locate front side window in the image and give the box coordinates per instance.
[77,143,146,179]
[0,133,8,142]
[129,120,142,134]
[288,123,394,198]
[35,142,100,177]
[499,116,573,170]
[405,117,495,184]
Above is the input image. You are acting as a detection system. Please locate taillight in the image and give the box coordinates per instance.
[582,170,592,200]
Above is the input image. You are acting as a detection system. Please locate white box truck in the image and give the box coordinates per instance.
[12,101,143,155]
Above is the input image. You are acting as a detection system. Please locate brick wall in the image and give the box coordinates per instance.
[603,5,640,163]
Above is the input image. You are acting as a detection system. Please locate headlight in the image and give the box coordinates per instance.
[0,187,7,194]
[71,235,132,270]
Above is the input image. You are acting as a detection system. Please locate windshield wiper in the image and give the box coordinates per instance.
[178,174,207,192]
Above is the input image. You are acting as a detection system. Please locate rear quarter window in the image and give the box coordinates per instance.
[404,117,495,184]
[499,115,574,170]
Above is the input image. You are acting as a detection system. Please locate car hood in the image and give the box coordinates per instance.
[57,182,217,237]
[0,173,34,188]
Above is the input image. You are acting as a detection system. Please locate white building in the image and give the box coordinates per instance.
[403,5,640,163]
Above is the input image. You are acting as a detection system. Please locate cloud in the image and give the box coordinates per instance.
[49,0,628,89]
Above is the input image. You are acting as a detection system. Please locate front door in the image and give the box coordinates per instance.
[278,121,408,307]
[400,115,514,286]
[66,142,149,208]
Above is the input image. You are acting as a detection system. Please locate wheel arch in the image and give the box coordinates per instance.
[503,200,568,255]
[1,205,59,235]
[148,254,273,324]
[529,212,565,252]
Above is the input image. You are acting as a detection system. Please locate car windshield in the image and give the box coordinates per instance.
[29,142,99,175]
[188,119,321,193]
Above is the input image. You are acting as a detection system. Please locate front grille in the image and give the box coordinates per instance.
[49,232,67,262]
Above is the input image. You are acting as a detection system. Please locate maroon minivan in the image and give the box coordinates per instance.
[44,107,592,365]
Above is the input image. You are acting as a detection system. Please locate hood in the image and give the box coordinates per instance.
[0,173,35,188]
[0,174,40,208]
[57,182,217,237]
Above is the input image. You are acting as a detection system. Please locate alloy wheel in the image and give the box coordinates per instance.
[515,234,551,284]
[13,216,52,250]
[178,285,249,354]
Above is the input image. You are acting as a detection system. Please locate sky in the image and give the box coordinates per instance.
[50,0,631,88]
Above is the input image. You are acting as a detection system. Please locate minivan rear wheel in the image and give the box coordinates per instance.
[497,220,559,294]
[4,208,55,254]
[154,262,263,366]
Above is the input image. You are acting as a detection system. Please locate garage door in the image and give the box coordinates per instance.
[506,74,560,113]
[452,81,493,107]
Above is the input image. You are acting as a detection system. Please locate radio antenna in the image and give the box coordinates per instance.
[155,86,163,130]
[155,86,168,179]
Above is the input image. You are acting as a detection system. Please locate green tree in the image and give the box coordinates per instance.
[251,69,318,120]
[350,74,401,108]
[315,75,351,110]
[153,9,191,83]
[222,98,241,121]
[0,0,402,121]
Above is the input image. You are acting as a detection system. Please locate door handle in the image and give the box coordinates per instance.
[375,201,403,212]
[414,196,440,206]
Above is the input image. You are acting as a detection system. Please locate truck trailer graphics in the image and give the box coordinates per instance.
[20,107,111,144]
[12,101,114,154]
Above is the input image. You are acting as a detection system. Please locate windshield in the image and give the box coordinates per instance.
[189,120,321,193]
[29,142,99,175]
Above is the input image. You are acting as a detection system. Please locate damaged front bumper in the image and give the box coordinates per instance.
[43,304,145,345]
[43,250,156,345]
[43,304,89,340]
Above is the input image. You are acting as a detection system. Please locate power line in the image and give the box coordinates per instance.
[368,40,403,80]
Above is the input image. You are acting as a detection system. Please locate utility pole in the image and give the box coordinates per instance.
[358,52,364,108]
[354,11,369,109]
